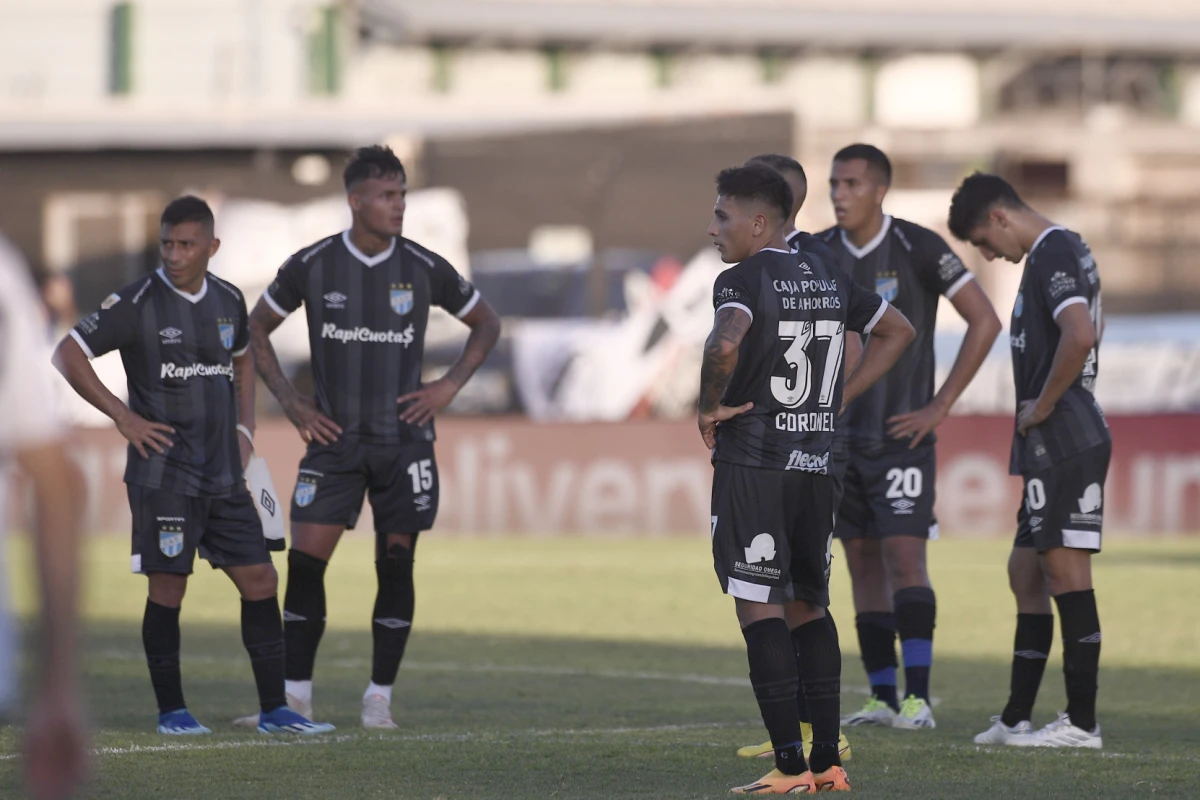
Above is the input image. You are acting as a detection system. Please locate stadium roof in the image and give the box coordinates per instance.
[361,0,1200,53]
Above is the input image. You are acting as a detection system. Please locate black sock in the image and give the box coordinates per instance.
[742,618,806,775]
[792,616,842,775]
[283,550,327,682]
[855,611,899,710]
[1001,613,1054,727]
[1054,590,1101,732]
[894,586,936,702]
[142,600,184,714]
[371,543,416,687]
[241,597,287,713]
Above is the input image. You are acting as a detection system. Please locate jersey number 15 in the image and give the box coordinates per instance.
[771,320,846,408]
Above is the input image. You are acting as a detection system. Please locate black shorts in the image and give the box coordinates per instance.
[129,485,270,575]
[831,438,850,513]
[711,462,835,607]
[290,439,439,535]
[1015,443,1111,553]
[836,445,938,540]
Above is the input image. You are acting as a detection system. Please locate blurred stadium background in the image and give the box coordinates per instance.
[4,0,1200,534]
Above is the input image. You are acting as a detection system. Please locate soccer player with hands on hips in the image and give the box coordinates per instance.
[54,197,334,736]
[236,145,501,730]
[819,145,1002,731]
[700,164,915,794]
[949,172,1109,749]
[733,153,855,765]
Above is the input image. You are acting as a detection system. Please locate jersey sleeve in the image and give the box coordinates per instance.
[712,266,757,323]
[232,291,251,357]
[912,226,974,300]
[429,251,481,319]
[69,283,142,361]
[845,279,887,335]
[0,239,63,448]
[1030,241,1090,321]
[262,255,307,318]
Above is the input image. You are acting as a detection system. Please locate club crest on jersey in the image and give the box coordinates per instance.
[217,318,235,350]
[158,525,184,558]
[294,475,318,508]
[875,275,899,303]
[1014,292,1024,318]
[390,284,414,316]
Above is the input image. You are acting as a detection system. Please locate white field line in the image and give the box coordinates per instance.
[3,725,1196,764]
[0,721,752,760]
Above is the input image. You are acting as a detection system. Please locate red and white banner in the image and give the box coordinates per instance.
[43,415,1200,536]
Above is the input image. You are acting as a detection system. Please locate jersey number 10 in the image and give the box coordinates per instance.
[770,320,846,408]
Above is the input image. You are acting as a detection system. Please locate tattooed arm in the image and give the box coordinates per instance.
[233,350,256,468]
[248,298,342,445]
[698,306,754,448]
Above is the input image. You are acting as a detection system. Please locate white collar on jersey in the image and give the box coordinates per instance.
[1028,225,1067,256]
[759,247,793,254]
[342,230,396,267]
[156,267,208,304]
[840,215,892,259]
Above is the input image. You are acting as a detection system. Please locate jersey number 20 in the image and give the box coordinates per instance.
[771,320,845,408]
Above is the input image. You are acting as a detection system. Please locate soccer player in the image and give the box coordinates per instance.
[53,197,333,736]
[821,144,1001,729]
[735,153,854,764]
[0,234,87,800]
[701,164,915,793]
[243,145,501,729]
[949,172,1108,748]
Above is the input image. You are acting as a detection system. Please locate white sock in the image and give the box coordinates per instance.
[285,680,313,705]
[364,682,392,703]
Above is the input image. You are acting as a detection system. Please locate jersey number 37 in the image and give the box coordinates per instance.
[771,320,846,408]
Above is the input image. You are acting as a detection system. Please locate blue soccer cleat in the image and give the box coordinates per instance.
[257,705,336,735]
[157,708,212,735]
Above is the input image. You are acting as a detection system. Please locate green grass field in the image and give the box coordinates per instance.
[2,535,1199,798]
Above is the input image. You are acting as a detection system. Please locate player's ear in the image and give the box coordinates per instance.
[348,190,362,212]
[208,237,221,258]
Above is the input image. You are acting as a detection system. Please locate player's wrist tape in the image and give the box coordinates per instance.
[236,424,254,446]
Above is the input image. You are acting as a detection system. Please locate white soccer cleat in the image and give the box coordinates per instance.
[974,716,1034,745]
[232,691,313,729]
[361,693,398,730]
[892,695,936,730]
[1016,712,1102,749]
[840,696,898,727]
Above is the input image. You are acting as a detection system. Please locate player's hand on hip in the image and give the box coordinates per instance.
[887,401,949,449]
[697,402,753,449]
[1016,399,1050,436]
[397,377,459,427]
[24,688,88,800]
[283,395,342,445]
[114,409,175,459]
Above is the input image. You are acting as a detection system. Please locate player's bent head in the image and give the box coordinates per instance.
[709,165,793,263]
[745,153,807,216]
[948,171,1028,262]
[832,143,891,187]
[159,196,219,288]
[344,145,407,192]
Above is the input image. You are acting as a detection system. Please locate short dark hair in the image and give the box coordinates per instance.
[745,153,806,184]
[161,195,214,231]
[344,144,407,190]
[833,143,892,186]
[947,172,1026,241]
[716,164,793,222]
